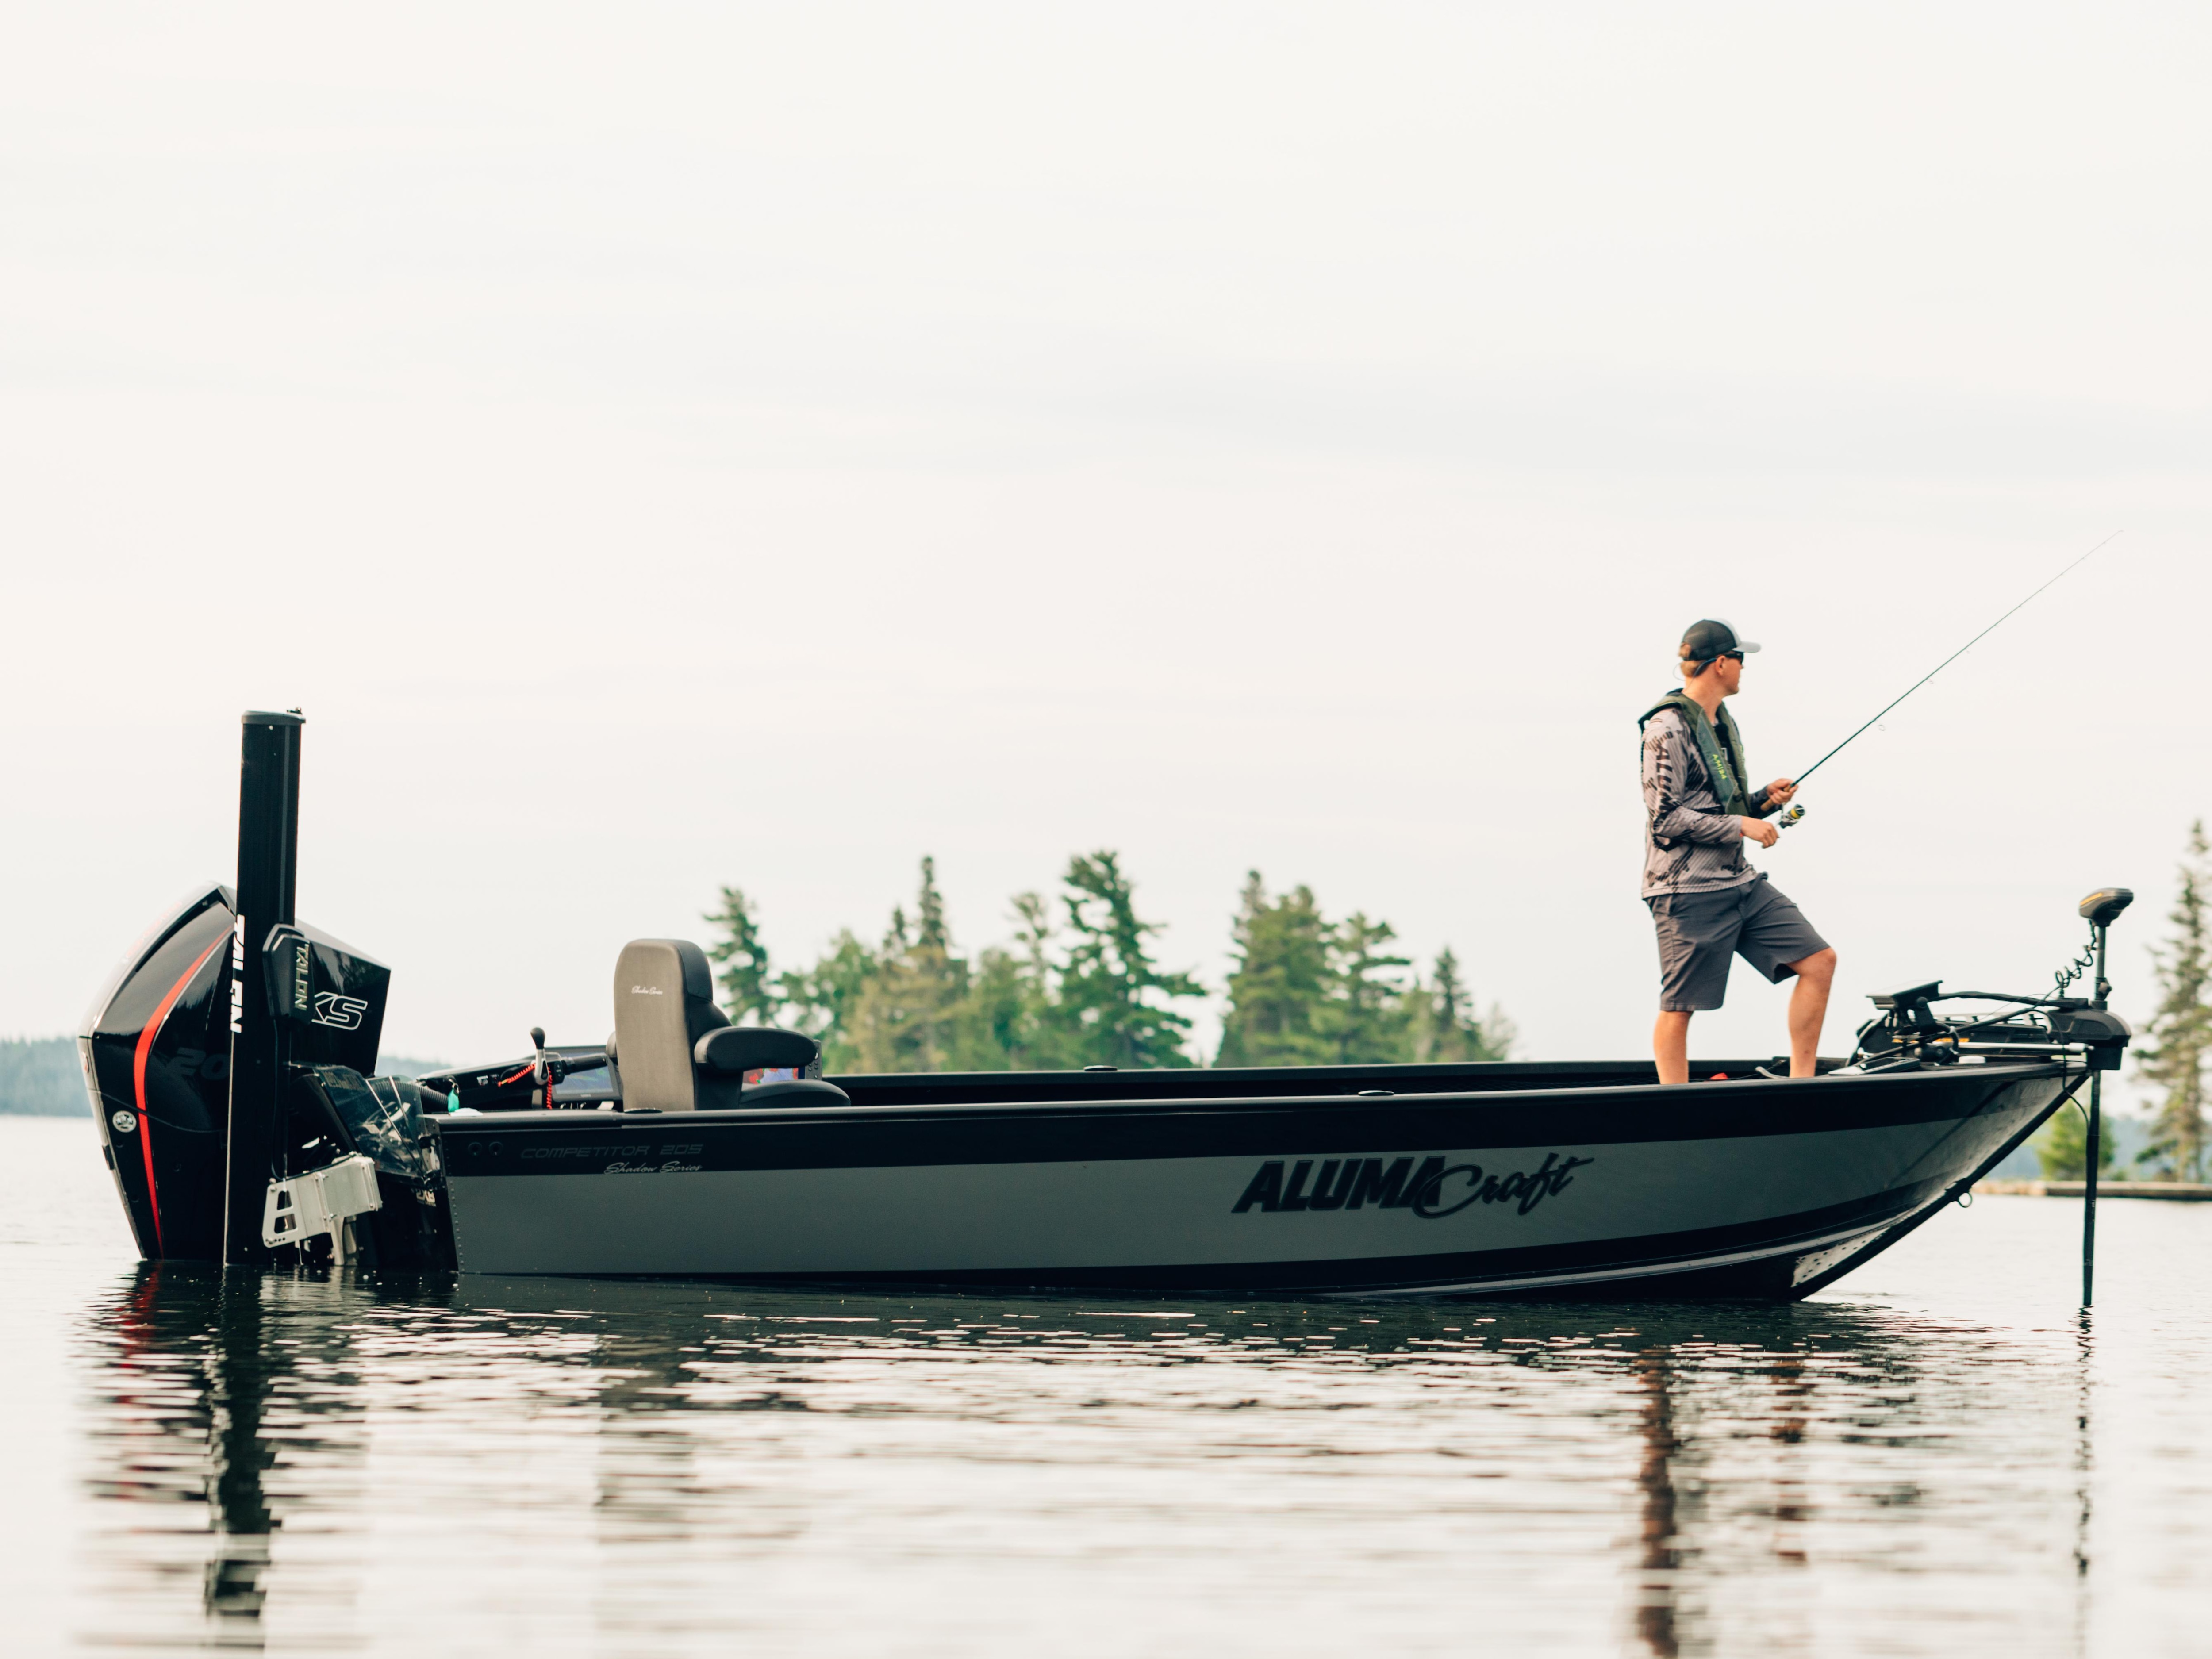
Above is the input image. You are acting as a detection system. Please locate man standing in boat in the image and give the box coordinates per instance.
[1640,619,1837,1083]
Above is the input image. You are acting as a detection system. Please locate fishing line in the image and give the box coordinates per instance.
[1782,530,2123,811]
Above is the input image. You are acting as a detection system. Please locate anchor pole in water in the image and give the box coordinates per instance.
[222,710,304,1267]
[2082,939,2103,1308]
[2077,887,2133,1307]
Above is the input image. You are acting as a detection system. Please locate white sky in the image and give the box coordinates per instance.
[4,4,2207,1090]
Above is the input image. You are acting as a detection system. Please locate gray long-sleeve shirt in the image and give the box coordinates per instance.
[1640,707,1760,897]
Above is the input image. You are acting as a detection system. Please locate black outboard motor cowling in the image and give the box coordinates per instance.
[80,886,394,1262]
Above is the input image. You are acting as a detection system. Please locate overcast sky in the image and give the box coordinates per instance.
[4,4,2207,1089]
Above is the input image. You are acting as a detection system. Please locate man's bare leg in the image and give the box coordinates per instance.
[1653,1010,1692,1085]
[1782,948,1838,1077]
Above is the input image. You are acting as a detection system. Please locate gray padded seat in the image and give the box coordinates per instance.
[611,940,729,1111]
[610,939,847,1110]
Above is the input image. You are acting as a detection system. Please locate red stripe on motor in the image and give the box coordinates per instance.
[132,935,226,1256]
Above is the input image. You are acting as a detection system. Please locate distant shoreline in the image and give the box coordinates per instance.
[0,1037,450,1116]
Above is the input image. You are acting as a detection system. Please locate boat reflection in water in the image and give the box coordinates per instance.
[80,1266,369,1646]
[71,1266,2097,1656]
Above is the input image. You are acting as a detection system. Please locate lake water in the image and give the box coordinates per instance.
[5,1114,2210,1658]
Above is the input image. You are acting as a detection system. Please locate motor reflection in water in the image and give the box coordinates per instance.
[79,1265,370,1648]
[70,1267,2099,1656]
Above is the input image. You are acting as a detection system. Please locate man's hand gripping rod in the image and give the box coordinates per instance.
[1774,532,2121,830]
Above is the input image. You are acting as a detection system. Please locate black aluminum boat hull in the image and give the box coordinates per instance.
[78,720,2114,1301]
[434,1062,2076,1298]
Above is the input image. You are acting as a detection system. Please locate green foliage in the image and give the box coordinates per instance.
[1217,875,1510,1067]
[850,860,971,1073]
[1217,876,1338,1066]
[1055,852,1204,1069]
[1410,946,1514,1064]
[2035,1100,2117,1180]
[702,856,1512,1077]
[707,852,1204,1073]
[702,885,775,1025]
[2137,820,2212,1182]
[775,930,877,1072]
[1333,913,1414,1064]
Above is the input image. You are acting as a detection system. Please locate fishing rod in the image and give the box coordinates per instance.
[1775,531,2121,829]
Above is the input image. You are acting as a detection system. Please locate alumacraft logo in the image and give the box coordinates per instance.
[1232,1152,1594,1219]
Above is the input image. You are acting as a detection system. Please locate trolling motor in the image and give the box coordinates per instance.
[1845,887,2133,1306]
[1849,891,2134,1074]
[1849,978,2131,1071]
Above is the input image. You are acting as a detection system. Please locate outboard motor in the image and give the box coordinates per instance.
[81,713,453,1268]
[80,886,394,1262]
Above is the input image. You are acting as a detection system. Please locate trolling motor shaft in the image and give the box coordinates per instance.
[2077,885,2132,1309]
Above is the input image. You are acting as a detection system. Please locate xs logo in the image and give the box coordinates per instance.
[311,993,370,1031]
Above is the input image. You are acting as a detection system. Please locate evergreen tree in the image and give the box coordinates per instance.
[2137,820,2212,1181]
[914,856,951,953]
[1333,912,1413,1064]
[776,930,877,1071]
[1217,873,1338,1066]
[851,858,971,1073]
[1409,946,1512,1063]
[1055,851,1202,1068]
[947,946,1029,1071]
[951,892,1071,1070]
[702,885,776,1024]
[2036,1099,2117,1180]
[717,853,1517,1083]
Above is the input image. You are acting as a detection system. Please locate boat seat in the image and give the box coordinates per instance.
[695,1025,849,1104]
[610,939,848,1110]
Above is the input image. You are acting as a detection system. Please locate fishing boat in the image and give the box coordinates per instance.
[74,714,2131,1300]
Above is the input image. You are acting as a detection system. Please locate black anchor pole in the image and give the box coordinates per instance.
[2082,917,2106,1307]
[222,710,303,1267]
[2076,886,2134,1307]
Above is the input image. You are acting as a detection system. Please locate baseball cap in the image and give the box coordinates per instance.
[1680,618,1760,662]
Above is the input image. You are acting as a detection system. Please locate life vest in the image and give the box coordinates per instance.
[1638,690,1754,820]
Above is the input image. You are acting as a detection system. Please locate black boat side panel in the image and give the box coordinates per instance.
[434,1065,2066,1296]
[825,1058,1840,1109]
[524,1175,1942,1297]
[434,1065,2043,1179]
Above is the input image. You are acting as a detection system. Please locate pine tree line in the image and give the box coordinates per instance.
[703,854,1511,1074]
[2136,819,2211,1180]
[2038,818,2211,1181]
[1215,874,1509,1066]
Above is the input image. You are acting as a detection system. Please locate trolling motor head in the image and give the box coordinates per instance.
[2079,887,2133,929]
[2071,886,2132,1013]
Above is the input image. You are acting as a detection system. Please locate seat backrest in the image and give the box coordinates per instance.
[611,940,729,1111]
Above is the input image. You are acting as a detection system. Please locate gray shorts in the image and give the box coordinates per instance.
[1647,876,1830,1013]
